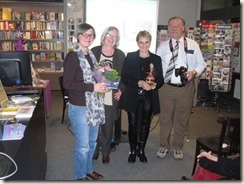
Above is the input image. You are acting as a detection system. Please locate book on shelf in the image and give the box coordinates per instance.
[0,8,2,20]
[31,11,38,20]
[58,31,64,39]
[13,11,21,20]
[24,31,31,39]
[58,13,64,21]
[20,12,26,20]
[2,8,12,20]
[48,12,55,20]
[45,31,53,39]
[25,21,31,30]
[50,22,57,30]
[32,42,39,50]
[35,53,41,61]
[56,52,62,60]
[40,52,46,61]
[1,123,26,141]
[49,52,56,60]
[37,31,45,39]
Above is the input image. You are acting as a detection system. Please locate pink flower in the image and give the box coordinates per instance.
[93,66,120,84]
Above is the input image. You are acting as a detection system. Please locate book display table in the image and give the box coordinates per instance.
[0,91,47,180]
[4,80,51,118]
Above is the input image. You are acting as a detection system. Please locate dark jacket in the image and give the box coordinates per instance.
[91,45,125,119]
[63,51,94,106]
[199,156,240,180]
[119,50,164,114]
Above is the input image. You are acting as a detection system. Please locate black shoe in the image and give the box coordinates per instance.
[128,152,136,163]
[137,152,147,162]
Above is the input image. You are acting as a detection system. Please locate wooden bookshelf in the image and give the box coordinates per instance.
[0,1,65,90]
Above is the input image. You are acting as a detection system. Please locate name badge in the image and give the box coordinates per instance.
[186,50,194,54]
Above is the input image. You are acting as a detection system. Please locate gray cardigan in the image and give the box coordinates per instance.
[91,45,125,120]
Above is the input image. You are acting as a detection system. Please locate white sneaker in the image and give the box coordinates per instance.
[156,147,169,158]
[173,149,183,159]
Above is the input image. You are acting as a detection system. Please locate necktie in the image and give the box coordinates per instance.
[165,40,179,82]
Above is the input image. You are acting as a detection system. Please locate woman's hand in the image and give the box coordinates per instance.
[94,83,109,93]
[138,80,155,91]
[197,151,218,162]
[114,89,122,101]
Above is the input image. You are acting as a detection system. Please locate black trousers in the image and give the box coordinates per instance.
[127,95,153,146]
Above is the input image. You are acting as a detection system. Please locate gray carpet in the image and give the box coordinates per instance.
[45,91,240,181]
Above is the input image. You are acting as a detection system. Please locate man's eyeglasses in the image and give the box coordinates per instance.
[106,33,118,39]
[81,33,95,39]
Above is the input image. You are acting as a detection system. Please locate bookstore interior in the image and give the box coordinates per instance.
[0,0,241,180]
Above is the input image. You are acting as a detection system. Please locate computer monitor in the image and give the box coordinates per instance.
[0,51,32,86]
[0,59,21,86]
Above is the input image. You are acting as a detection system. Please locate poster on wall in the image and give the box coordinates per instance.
[156,25,169,47]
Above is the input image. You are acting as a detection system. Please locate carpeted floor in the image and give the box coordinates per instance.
[45,91,240,181]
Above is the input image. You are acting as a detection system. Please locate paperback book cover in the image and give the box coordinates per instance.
[1,123,26,141]
[15,106,35,119]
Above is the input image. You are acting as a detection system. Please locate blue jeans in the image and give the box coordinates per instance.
[68,103,99,179]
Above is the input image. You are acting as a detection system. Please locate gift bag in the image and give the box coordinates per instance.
[192,165,224,180]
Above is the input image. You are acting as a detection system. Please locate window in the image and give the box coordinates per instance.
[86,0,158,53]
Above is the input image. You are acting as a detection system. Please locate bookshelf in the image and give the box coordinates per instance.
[0,1,65,90]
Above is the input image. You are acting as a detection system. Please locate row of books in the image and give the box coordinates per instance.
[24,30,64,40]
[0,8,64,21]
[0,40,64,52]
[31,52,64,61]
[0,20,64,30]
[27,41,64,50]
[0,30,64,40]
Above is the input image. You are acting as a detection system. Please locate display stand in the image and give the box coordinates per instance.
[188,22,240,112]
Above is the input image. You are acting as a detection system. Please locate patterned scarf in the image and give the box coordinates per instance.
[74,44,105,126]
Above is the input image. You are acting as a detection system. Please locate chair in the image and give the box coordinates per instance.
[196,79,230,112]
[191,115,240,176]
[58,76,69,123]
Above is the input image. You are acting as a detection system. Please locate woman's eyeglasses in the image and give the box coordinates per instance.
[106,33,118,39]
[81,33,95,39]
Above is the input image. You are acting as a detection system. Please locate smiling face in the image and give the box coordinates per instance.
[103,29,118,48]
[137,36,151,53]
[168,17,185,40]
[78,28,95,48]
